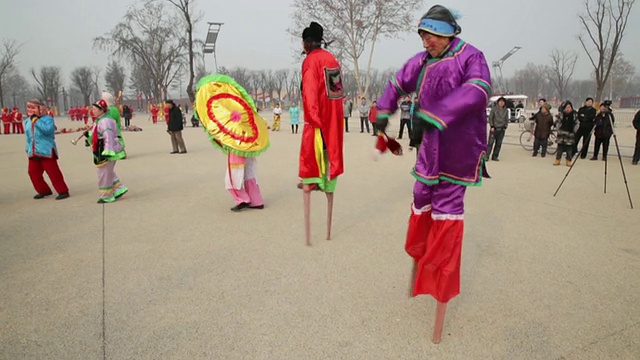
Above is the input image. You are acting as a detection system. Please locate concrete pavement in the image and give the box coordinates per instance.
[1,114,639,359]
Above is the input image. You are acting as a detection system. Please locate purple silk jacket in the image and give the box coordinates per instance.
[377,38,492,186]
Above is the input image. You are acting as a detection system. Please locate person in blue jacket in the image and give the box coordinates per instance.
[24,98,70,200]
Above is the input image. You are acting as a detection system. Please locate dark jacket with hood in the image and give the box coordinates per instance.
[167,102,184,131]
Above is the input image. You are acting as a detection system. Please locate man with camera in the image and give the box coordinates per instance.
[590,100,614,161]
[575,97,596,159]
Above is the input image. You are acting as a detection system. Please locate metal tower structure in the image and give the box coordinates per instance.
[492,46,522,94]
[203,22,224,72]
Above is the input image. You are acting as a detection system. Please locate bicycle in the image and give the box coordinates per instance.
[519,127,558,155]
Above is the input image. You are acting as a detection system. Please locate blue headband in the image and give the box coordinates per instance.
[418,18,456,37]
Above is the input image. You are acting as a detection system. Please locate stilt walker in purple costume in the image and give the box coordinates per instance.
[375,5,491,343]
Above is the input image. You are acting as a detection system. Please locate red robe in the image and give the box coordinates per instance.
[299,48,344,180]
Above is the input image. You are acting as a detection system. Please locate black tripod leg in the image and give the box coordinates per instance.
[604,149,608,194]
[612,134,634,209]
[554,125,596,198]
[553,155,582,197]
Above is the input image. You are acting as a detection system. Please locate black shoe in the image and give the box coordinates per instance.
[230,202,250,212]
[541,154,546,158]
[491,158,499,161]
[532,153,537,157]
[580,155,587,159]
[632,161,638,165]
[55,192,70,200]
[33,192,53,199]
[170,151,179,154]
[590,157,597,160]
[179,151,187,154]
[249,205,265,209]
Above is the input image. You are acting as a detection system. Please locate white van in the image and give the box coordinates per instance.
[486,95,529,122]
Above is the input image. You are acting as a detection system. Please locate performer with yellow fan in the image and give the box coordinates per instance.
[195,74,270,212]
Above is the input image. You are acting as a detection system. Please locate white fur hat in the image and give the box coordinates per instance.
[101,92,115,106]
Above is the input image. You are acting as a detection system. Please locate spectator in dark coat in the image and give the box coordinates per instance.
[166,100,187,154]
[632,109,640,165]
[122,105,132,127]
[591,102,614,161]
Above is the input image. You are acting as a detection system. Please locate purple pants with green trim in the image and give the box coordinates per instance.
[413,181,466,215]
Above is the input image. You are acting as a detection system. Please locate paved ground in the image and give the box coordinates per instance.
[1,114,639,360]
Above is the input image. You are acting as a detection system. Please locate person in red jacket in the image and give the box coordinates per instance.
[369,100,378,137]
[150,104,159,124]
[12,107,24,134]
[299,21,345,246]
[163,104,170,125]
[2,107,10,134]
[69,107,76,121]
[82,106,89,124]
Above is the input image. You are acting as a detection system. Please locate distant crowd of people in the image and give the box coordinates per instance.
[486,96,640,166]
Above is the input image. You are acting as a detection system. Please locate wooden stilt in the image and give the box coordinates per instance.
[326,192,334,240]
[432,301,447,344]
[408,262,417,298]
[303,185,312,246]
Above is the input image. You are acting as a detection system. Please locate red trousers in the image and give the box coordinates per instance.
[12,123,23,134]
[3,124,10,134]
[28,157,69,195]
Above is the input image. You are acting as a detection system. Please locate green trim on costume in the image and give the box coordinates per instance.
[376,113,390,120]
[416,111,444,131]
[469,79,491,96]
[392,76,407,96]
[411,157,485,188]
[302,176,338,193]
[411,169,440,185]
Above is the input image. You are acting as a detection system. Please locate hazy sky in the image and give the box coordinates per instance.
[1,0,639,90]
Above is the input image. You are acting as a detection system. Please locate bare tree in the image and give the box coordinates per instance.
[3,69,33,107]
[578,0,636,102]
[70,67,94,106]
[0,39,22,107]
[512,63,553,102]
[287,69,301,103]
[249,70,264,106]
[150,0,203,102]
[94,1,186,101]
[290,0,424,98]
[261,70,275,107]
[105,61,127,96]
[31,66,62,107]
[601,52,636,99]
[130,62,155,103]
[274,69,289,102]
[548,49,578,101]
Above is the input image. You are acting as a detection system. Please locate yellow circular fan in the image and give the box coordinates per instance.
[195,74,269,156]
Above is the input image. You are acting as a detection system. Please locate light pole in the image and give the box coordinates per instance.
[203,22,224,73]
[62,87,68,112]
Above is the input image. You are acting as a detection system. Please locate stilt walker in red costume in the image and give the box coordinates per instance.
[376,5,491,343]
[150,105,159,124]
[82,106,89,124]
[2,107,10,134]
[299,22,345,246]
[12,107,24,134]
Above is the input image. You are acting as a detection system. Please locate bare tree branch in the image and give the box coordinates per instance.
[578,0,636,101]
[288,0,424,97]
[0,39,22,107]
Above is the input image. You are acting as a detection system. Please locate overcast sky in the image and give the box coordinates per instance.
[1,0,638,89]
